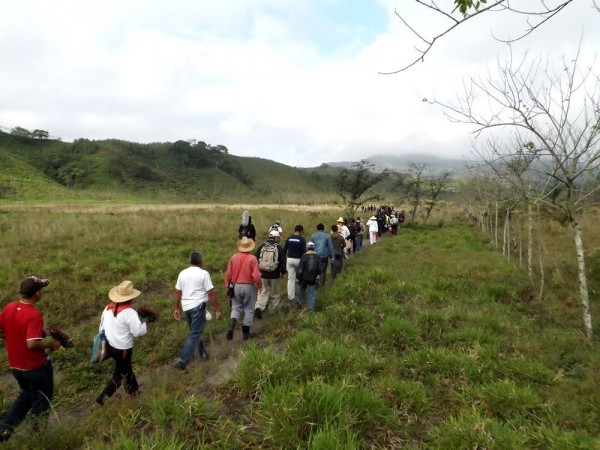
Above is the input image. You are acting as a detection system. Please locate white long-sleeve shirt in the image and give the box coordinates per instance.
[100,306,147,350]
[366,218,379,233]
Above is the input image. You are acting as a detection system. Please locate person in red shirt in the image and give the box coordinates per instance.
[224,236,262,340]
[0,276,61,442]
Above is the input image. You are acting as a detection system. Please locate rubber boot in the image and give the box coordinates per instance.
[226,318,237,341]
[242,325,255,340]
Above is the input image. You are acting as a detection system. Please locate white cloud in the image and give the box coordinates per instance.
[0,0,598,167]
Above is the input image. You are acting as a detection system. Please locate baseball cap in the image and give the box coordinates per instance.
[269,230,280,237]
[20,276,50,297]
[306,241,315,249]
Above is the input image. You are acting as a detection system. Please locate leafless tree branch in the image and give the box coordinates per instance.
[384,0,579,74]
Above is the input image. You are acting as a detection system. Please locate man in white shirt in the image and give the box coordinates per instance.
[337,217,351,257]
[173,251,222,371]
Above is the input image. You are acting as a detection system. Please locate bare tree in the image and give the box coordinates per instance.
[384,0,584,73]
[394,162,428,223]
[429,48,600,338]
[336,160,388,220]
[422,171,452,224]
[472,138,553,278]
[394,163,451,225]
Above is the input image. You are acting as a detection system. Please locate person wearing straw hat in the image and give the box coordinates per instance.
[337,217,352,257]
[173,251,222,371]
[366,215,379,245]
[0,276,60,442]
[95,280,150,405]
[224,237,262,340]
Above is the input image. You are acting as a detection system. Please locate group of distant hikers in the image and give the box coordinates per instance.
[0,206,405,443]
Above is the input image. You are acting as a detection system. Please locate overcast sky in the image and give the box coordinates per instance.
[0,0,597,167]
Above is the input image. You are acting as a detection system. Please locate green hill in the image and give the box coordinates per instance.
[0,131,342,204]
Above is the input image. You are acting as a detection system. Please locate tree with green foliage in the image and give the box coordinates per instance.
[57,163,85,189]
[10,126,31,137]
[31,129,49,140]
[336,160,388,220]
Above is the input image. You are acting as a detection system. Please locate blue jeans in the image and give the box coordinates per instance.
[0,361,53,435]
[354,234,363,252]
[180,304,208,364]
[299,283,317,312]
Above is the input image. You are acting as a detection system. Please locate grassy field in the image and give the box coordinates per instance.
[0,205,598,449]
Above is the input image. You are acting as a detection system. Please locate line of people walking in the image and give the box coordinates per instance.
[0,208,403,442]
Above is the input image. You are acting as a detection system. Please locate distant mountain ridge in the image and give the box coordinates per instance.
[0,130,468,203]
[326,153,469,176]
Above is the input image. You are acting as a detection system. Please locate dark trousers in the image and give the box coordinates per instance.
[319,257,329,285]
[0,361,53,435]
[96,343,138,404]
[331,255,343,279]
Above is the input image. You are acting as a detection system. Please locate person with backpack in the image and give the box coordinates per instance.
[238,210,256,241]
[269,221,283,237]
[254,230,286,319]
[296,242,323,312]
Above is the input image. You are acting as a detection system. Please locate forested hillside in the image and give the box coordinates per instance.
[0,131,341,203]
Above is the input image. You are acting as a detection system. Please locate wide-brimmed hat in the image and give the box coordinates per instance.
[237,236,256,252]
[269,230,280,237]
[337,217,346,223]
[20,276,49,297]
[109,280,141,303]
[369,216,376,220]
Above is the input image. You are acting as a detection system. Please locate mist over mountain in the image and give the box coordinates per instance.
[325,153,469,176]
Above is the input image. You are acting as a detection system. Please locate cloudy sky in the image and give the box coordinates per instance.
[0,0,597,167]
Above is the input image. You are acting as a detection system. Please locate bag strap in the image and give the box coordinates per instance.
[100,307,106,331]
[233,253,250,284]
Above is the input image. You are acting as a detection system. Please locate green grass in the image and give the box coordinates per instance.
[0,208,599,448]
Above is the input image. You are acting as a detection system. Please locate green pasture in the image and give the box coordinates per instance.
[0,206,598,449]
